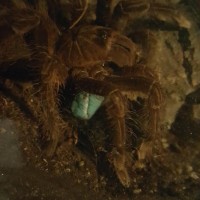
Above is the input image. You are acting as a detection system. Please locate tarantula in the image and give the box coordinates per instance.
[0,0,190,187]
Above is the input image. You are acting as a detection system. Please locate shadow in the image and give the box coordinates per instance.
[171,87,200,140]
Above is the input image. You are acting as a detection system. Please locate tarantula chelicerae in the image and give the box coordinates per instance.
[0,0,190,187]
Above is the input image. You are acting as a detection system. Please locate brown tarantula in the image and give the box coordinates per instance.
[0,0,190,187]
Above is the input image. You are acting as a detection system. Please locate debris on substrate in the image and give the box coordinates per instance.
[1,1,200,200]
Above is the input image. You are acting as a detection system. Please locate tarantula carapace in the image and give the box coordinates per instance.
[0,0,190,187]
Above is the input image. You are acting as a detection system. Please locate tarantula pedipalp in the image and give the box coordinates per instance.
[0,0,190,187]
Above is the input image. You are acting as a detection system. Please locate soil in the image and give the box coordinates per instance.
[0,99,200,200]
[1,1,200,200]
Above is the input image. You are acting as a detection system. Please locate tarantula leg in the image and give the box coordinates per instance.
[105,66,162,160]
[19,1,67,157]
[35,55,68,157]
[105,74,162,132]
[105,90,131,187]
[74,78,130,187]
[38,88,72,158]
[106,75,161,131]
[111,0,190,31]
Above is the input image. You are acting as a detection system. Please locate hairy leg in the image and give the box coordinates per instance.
[74,77,131,187]
[0,1,70,157]
[105,65,163,161]
[110,0,190,31]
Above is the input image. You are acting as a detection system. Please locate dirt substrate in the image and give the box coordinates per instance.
[0,100,200,200]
